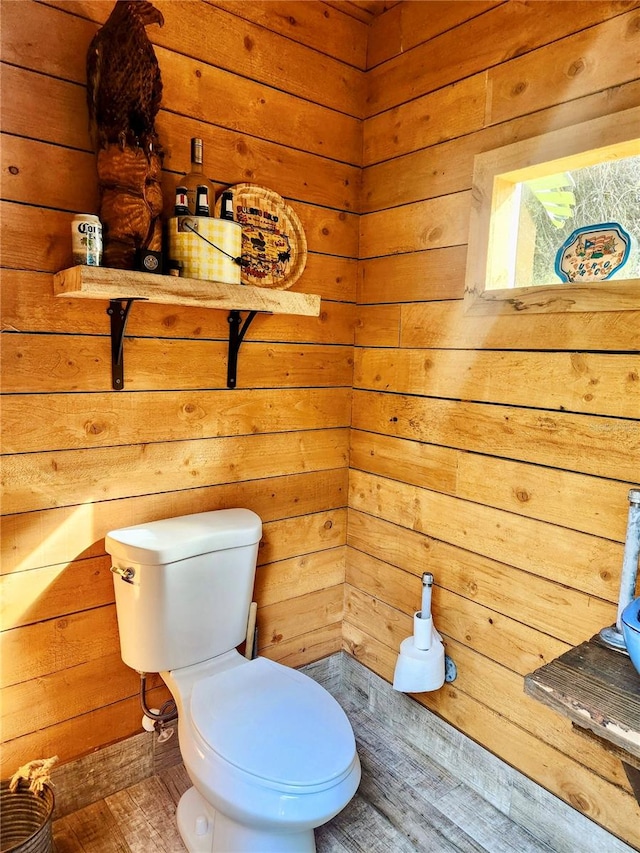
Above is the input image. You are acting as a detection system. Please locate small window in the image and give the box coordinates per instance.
[464,108,640,314]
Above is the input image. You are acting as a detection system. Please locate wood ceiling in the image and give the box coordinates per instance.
[326,1,399,23]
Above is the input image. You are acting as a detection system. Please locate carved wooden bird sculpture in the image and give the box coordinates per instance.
[86,0,165,268]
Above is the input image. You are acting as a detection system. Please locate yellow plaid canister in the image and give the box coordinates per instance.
[167,217,242,284]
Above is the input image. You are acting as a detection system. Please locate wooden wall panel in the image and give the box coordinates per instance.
[345,511,618,646]
[368,2,500,68]
[0,65,90,150]
[2,2,361,161]
[358,246,466,303]
[352,2,640,847]
[399,300,640,351]
[0,694,165,776]
[1,0,359,770]
[352,391,638,482]
[359,192,470,257]
[327,1,400,25]
[345,560,572,676]
[2,335,354,393]
[210,1,370,69]
[1,556,112,632]
[160,46,361,163]
[344,603,638,818]
[4,429,349,515]
[3,104,361,215]
[355,348,640,418]
[254,546,346,608]
[349,432,636,542]
[349,470,624,602]
[485,10,640,125]
[0,201,357,273]
[1,470,348,575]
[45,0,366,116]
[2,388,352,454]
[365,2,638,115]
[2,651,135,741]
[364,73,487,166]
[355,305,400,347]
[363,78,640,194]
[155,113,361,214]
[258,586,344,651]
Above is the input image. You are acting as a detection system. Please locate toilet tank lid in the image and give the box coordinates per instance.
[105,509,262,564]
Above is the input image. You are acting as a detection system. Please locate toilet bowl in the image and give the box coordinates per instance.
[165,650,361,853]
[105,509,360,853]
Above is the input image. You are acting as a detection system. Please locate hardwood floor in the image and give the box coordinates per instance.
[52,699,554,853]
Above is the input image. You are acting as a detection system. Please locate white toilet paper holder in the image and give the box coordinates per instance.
[392,573,456,693]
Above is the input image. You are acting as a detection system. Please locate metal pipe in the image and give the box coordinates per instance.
[616,488,640,634]
[421,572,434,619]
[600,489,640,651]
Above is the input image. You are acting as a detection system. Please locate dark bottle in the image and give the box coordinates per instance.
[220,190,234,221]
[195,184,210,217]
[174,186,189,216]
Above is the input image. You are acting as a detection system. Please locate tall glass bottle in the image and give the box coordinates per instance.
[183,137,205,215]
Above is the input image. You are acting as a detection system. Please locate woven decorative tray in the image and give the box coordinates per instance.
[214,184,307,289]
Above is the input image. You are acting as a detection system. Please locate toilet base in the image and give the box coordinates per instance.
[176,787,316,853]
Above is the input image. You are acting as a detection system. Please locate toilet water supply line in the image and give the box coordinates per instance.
[599,488,640,652]
[139,673,178,725]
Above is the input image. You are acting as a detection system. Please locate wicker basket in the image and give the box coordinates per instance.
[0,781,54,853]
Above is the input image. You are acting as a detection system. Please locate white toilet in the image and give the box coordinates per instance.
[105,508,360,853]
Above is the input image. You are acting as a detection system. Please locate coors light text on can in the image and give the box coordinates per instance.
[72,214,102,266]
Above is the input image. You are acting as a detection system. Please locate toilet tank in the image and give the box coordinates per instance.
[105,509,262,673]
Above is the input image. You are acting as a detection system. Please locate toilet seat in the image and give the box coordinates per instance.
[190,657,356,790]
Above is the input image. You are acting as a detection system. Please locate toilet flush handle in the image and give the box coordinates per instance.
[110,565,136,584]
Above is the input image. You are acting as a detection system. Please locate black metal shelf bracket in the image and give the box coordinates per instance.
[107,299,135,390]
[227,310,257,389]
[106,302,257,390]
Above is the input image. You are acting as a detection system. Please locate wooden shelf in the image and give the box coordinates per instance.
[54,265,321,316]
[53,265,321,389]
[525,635,640,801]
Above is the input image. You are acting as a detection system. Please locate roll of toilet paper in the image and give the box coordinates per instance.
[392,634,445,693]
[413,611,433,651]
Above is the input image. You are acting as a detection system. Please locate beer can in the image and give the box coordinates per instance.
[72,214,102,266]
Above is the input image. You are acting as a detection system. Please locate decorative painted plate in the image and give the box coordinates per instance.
[214,184,307,289]
[555,222,631,283]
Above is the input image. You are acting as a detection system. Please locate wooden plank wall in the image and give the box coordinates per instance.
[2,1,640,845]
[0,0,364,774]
[349,1,640,847]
